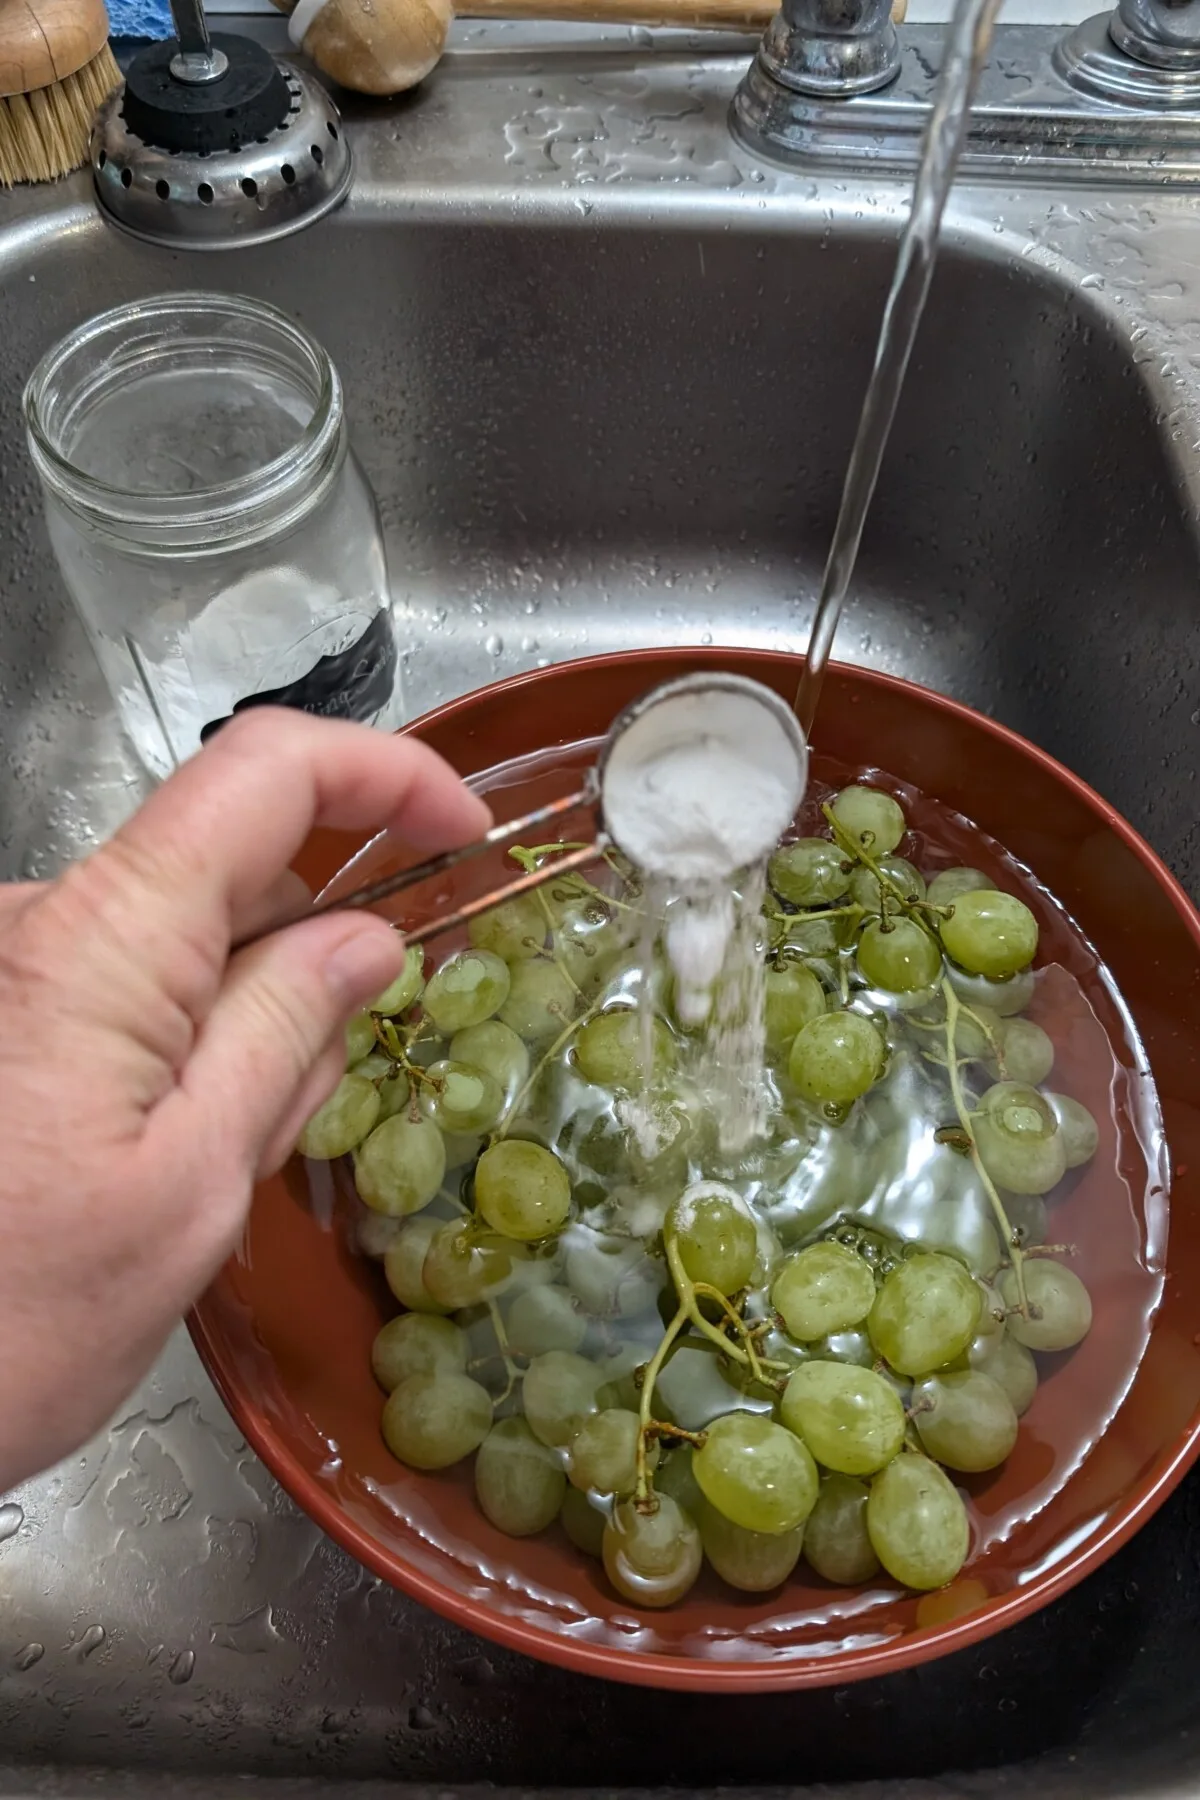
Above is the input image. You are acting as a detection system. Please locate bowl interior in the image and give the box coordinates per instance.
[189,648,1200,1692]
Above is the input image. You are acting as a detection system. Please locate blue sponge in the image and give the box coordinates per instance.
[106,0,176,41]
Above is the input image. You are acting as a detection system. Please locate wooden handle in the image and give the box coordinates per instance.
[462,0,904,21]
[0,0,110,94]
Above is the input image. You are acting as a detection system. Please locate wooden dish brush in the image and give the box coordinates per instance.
[0,0,121,185]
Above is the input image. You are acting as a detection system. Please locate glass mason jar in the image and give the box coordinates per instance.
[23,292,402,780]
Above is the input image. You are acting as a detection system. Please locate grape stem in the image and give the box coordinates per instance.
[486,1299,520,1401]
[635,1301,689,1509]
[663,1236,791,1383]
[493,995,607,1141]
[508,842,643,916]
[940,977,1031,1319]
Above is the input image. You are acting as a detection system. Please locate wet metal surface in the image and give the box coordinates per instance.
[0,18,1199,1796]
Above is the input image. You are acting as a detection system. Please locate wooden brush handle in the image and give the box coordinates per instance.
[461,0,904,19]
[0,0,110,94]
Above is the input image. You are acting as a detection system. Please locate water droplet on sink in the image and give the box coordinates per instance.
[77,1624,106,1658]
[485,634,504,656]
[168,1648,195,1685]
[13,1643,43,1671]
[0,1503,23,1542]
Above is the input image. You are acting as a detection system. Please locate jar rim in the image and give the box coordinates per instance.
[21,291,340,523]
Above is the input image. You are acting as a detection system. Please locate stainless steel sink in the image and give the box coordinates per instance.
[2,19,1200,1797]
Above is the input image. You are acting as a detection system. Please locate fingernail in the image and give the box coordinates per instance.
[324,924,405,1011]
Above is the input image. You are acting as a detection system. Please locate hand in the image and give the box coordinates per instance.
[0,709,489,1492]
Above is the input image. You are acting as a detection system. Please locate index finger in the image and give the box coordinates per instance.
[115,709,492,927]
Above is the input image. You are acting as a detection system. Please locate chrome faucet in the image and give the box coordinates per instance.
[757,0,899,100]
[734,0,1200,177]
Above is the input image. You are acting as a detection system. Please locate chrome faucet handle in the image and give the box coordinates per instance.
[1056,0,1200,103]
[759,0,900,100]
[1111,0,1200,68]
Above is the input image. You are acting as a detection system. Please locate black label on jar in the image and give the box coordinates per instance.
[200,609,397,745]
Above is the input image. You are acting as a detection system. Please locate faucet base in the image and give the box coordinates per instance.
[1056,12,1200,107]
[732,19,1200,182]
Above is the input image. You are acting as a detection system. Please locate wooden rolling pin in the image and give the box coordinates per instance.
[273,0,906,96]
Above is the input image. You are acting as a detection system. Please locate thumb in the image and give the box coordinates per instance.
[164,913,405,1184]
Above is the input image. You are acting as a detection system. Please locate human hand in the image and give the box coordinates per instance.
[0,709,489,1492]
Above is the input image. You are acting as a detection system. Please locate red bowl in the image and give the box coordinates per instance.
[189,648,1200,1692]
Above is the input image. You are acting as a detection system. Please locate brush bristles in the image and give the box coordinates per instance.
[0,44,121,188]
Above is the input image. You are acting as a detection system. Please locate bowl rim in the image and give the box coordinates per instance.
[189,646,1200,1693]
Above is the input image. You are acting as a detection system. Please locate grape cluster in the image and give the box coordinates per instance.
[298,782,1100,1606]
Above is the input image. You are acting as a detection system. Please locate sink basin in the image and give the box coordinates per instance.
[2,20,1200,1796]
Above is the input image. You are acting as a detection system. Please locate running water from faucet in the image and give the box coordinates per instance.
[794,0,1005,737]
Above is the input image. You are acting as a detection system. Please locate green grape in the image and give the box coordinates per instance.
[381,1371,493,1470]
[666,1183,757,1295]
[941,889,1038,980]
[868,1252,982,1376]
[555,907,626,993]
[1046,1092,1099,1168]
[356,1210,405,1260]
[831,785,906,855]
[772,1241,876,1341]
[986,1017,1054,1086]
[354,1115,446,1216]
[561,1486,608,1558]
[422,1220,517,1309]
[912,1369,1018,1472]
[866,1453,970,1591]
[927,867,990,907]
[383,1216,452,1314]
[298,1073,381,1159]
[506,1284,586,1355]
[370,946,426,1016]
[849,856,926,910]
[371,1313,466,1393]
[352,1053,409,1121]
[699,1503,804,1593]
[474,1416,566,1536]
[602,1494,703,1607]
[475,1139,572,1241]
[345,1012,378,1066]
[974,1083,1067,1196]
[422,949,511,1034]
[803,1474,880,1585]
[788,1011,885,1107]
[522,1350,604,1447]
[694,1410,819,1535]
[498,960,577,1043]
[421,1060,505,1134]
[574,1009,673,1089]
[856,918,942,994]
[782,912,846,959]
[969,1330,1038,1415]
[440,1130,484,1171]
[780,1361,906,1476]
[764,961,826,1053]
[565,1233,664,1319]
[593,1345,647,1414]
[568,1408,655,1495]
[468,892,547,961]
[999,1260,1092,1351]
[655,1446,706,1518]
[946,961,1036,1018]
[448,1020,530,1103]
[769,838,851,907]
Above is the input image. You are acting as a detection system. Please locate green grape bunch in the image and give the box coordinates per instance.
[288,769,1121,1616]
